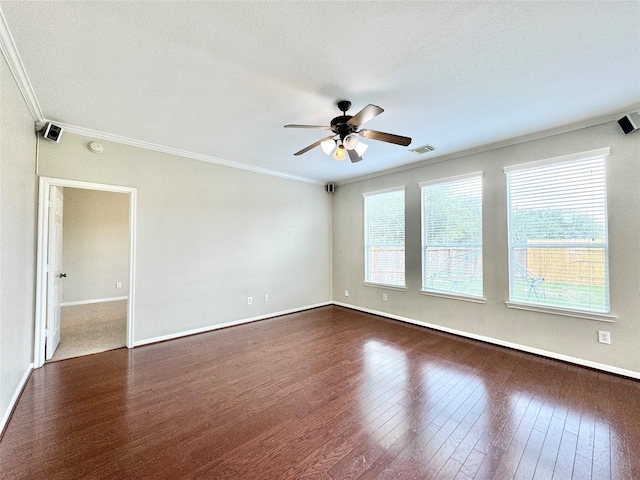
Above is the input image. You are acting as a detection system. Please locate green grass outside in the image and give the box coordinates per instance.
[512,280,607,312]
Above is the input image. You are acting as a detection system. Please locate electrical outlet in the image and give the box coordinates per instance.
[598,330,611,344]
[116,282,122,288]
[383,293,388,301]
[247,297,252,305]
[264,294,269,302]
[345,290,349,297]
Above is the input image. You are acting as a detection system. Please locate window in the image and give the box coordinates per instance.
[363,187,405,288]
[505,148,610,313]
[420,173,483,298]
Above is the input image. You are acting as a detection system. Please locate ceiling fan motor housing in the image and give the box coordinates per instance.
[330,115,357,139]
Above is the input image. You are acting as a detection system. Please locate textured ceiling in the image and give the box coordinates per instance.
[1,1,639,183]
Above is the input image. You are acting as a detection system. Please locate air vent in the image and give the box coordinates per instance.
[409,144,436,155]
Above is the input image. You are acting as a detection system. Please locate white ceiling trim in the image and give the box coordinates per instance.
[58,122,325,186]
[3,4,637,188]
[0,8,44,123]
[337,107,640,186]
[0,6,322,186]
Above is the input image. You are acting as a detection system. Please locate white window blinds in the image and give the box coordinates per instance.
[421,173,483,297]
[363,188,405,287]
[505,149,609,313]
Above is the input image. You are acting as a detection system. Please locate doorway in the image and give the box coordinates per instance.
[35,177,137,368]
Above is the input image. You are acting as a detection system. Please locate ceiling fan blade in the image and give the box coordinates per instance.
[293,136,335,156]
[359,129,412,146]
[284,124,331,130]
[347,104,384,127]
[347,149,362,163]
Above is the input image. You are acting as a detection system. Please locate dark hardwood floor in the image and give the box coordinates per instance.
[1,306,638,479]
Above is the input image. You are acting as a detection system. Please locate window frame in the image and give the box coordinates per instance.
[419,172,485,302]
[504,147,613,320]
[362,186,406,290]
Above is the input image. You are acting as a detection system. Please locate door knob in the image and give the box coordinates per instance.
[59,273,67,278]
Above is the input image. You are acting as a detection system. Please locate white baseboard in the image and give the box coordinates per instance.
[61,296,128,307]
[133,301,332,347]
[1,363,33,437]
[333,301,640,380]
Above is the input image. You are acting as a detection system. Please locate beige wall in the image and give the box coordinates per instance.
[37,133,332,342]
[2,38,638,435]
[333,122,640,374]
[0,52,37,426]
[62,188,130,303]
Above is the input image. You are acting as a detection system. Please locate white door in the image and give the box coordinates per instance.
[45,186,64,360]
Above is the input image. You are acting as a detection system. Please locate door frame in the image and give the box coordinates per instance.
[35,177,137,368]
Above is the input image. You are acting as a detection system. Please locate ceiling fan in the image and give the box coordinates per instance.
[284,100,412,163]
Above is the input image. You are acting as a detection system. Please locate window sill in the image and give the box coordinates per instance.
[420,290,486,304]
[363,282,408,292]
[505,301,616,323]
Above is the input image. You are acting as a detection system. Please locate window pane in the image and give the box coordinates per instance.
[364,189,405,286]
[421,175,483,297]
[507,155,609,312]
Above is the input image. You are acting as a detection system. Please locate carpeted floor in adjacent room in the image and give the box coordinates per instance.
[49,300,127,362]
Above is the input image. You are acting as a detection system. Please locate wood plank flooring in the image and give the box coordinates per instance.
[1,306,639,479]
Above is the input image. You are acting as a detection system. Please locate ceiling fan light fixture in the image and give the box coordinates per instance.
[320,138,336,155]
[354,141,368,156]
[285,100,410,161]
[333,145,346,161]
[343,133,359,150]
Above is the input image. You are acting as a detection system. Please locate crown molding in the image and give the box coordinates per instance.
[337,106,640,186]
[0,6,321,186]
[3,3,636,188]
[58,123,325,186]
[0,7,44,123]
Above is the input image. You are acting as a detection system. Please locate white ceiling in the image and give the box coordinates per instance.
[1,1,639,184]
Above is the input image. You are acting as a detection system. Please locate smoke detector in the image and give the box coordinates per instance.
[88,141,104,154]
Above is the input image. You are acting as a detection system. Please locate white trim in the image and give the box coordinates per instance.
[420,290,486,304]
[38,177,137,194]
[362,282,407,291]
[61,296,128,307]
[338,109,636,186]
[503,147,610,173]
[127,190,137,349]
[0,9,45,123]
[133,302,331,347]
[332,302,639,380]
[418,171,483,188]
[0,7,634,191]
[35,177,137,368]
[34,179,47,369]
[361,185,406,197]
[0,363,32,436]
[505,301,616,323]
[56,123,324,186]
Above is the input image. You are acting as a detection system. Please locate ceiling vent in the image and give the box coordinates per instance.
[409,144,436,155]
